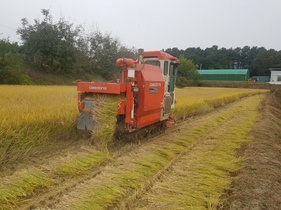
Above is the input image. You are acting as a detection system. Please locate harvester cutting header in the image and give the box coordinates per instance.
[76,49,179,136]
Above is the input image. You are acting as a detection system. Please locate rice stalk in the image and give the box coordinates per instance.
[89,94,125,149]
[55,151,109,176]
[0,85,78,168]
[135,95,262,210]
[174,87,267,120]
[65,96,254,209]
[0,168,53,209]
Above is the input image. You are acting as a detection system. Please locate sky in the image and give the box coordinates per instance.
[1,0,281,51]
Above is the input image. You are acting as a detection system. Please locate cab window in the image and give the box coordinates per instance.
[144,60,160,67]
[164,61,168,75]
[169,63,177,76]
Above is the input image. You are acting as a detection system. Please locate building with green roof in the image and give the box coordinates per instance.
[197,69,249,81]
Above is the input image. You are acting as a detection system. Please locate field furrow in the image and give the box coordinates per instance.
[50,95,263,210]
[130,95,260,209]
[0,147,110,209]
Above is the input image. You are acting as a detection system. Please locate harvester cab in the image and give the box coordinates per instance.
[76,49,179,135]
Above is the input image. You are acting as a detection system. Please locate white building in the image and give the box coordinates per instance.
[269,68,281,84]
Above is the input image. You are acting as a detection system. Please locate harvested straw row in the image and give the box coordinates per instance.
[55,96,258,209]
[89,94,125,149]
[135,96,260,209]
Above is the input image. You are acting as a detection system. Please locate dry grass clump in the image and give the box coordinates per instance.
[174,87,267,120]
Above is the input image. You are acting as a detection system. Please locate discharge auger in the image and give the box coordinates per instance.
[76,49,180,142]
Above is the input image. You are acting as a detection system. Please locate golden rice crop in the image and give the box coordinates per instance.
[0,85,78,167]
[0,85,267,168]
[174,87,267,120]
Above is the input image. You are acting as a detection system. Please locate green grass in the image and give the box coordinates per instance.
[27,70,102,85]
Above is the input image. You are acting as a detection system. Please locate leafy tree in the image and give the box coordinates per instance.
[252,47,272,76]
[16,9,137,80]
[17,9,82,73]
[87,31,136,80]
[166,47,182,58]
[88,31,119,79]
[176,55,199,87]
[0,39,29,84]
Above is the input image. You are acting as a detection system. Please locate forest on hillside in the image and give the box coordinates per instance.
[1,9,281,84]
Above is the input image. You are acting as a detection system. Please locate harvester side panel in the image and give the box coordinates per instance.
[137,112,162,128]
[134,64,165,128]
[77,82,126,94]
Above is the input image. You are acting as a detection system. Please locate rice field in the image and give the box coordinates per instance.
[0,85,268,209]
[0,85,267,168]
[174,87,266,119]
[53,95,265,210]
[0,85,78,167]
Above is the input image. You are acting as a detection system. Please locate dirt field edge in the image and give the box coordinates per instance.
[219,90,281,209]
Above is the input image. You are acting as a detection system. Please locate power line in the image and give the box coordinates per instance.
[0,24,17,31]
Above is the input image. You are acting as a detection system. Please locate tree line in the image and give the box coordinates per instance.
[166,45,281,77]
[1,9,281,84]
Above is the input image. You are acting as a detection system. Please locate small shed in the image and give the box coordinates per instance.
[197,69,249,81]
[252,76,270,82]
[269,68,281,84]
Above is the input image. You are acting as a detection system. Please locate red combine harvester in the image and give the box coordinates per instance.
[76,49,179,137]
